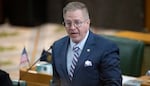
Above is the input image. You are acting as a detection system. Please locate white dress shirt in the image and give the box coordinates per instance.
[67,31,89,73]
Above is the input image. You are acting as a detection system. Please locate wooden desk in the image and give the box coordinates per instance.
[115,31,150,45]
[20,68,52,86]
[123,75,150,86]
[138,76,150,86]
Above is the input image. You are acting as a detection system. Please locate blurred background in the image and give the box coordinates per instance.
[0,0,150,81]
[1,0,149,31]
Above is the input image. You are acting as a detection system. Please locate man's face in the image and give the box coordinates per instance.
[63,9,90,43]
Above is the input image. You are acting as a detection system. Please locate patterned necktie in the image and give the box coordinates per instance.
[69,46,80,80]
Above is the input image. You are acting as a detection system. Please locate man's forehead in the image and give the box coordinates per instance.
[64,10,84,19]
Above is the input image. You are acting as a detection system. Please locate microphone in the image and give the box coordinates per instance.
[19,46,52,86]
[27,45,52,71]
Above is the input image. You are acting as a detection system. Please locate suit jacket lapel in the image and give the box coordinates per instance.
[58,37,70,81]
[73,31,96,77]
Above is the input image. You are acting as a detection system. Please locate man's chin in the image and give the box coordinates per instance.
[71,37,80,43]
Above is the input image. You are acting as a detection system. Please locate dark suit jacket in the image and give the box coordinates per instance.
[0,70,13,86]
[51,31,122,86]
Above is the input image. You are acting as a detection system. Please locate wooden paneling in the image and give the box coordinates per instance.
[115,31,150,44]
[0,0,4,24]
[145,0,150,32]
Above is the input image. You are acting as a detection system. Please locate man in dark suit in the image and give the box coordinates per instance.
[51,1,122,86]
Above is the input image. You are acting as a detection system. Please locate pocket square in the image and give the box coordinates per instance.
[84,60,92,67]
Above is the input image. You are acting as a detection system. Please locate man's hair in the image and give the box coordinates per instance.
[63,2,90,20]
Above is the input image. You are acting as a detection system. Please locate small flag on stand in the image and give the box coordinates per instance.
[20,47,30,68]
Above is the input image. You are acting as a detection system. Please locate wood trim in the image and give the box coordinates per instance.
[145,0,150,32]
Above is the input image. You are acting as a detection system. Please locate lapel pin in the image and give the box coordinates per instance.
[87,49,90,52]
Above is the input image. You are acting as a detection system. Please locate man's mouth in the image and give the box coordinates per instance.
[70,32,79,37]
[71,32,77,34]
[70,32,78,34]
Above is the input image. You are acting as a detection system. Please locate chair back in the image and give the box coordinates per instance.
[102,35,144,77]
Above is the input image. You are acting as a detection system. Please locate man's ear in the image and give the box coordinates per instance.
[86,19,90,25]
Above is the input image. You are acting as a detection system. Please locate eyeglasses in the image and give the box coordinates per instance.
[63,19,87,28]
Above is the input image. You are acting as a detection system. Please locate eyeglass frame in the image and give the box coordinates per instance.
[62,19,88,28]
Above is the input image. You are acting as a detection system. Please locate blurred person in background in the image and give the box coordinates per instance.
[0,69,13,86]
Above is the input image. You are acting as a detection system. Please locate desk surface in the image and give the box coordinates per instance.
[115,31,150,45]
[123,75,150,86]
[138,76,150,86]
[20,68,52,86]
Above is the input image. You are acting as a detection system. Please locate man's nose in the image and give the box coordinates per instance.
[70,23,76,29]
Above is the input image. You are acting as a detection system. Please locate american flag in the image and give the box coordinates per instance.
[20,47,30,68]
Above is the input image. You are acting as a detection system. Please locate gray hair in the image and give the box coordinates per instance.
[63,2,90,20]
